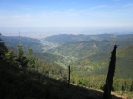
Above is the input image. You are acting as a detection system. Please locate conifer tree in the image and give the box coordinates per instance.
[28,47,33,55]
[27,47,37,68]
[17,45,28,67]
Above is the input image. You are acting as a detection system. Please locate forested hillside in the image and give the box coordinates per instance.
[47,38,133,58]
[1,36,43,53]
[71,44,133,78]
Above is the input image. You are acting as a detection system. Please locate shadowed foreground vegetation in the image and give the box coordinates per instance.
[0,59,123,99]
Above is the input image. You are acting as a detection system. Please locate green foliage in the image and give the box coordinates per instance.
[28,47,33,55]
[0,34,7,60]
[69,74,133,93]
[34,52,64,64]
[18,45,24,59]
[27,56,36,68]
[16,45,28,68]
[27,47,37,68]
[70,44,133,79]
[112,78,133,91]
[5,50,15,64]
[70,75,106,89]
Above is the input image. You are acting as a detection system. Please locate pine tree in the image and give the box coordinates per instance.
[16,45,28,68]
[28,47,33,55]
[27,47,36,68]
[18,45,24,59]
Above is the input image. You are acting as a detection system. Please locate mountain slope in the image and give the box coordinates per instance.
[1,36,43,53]
[47,37,133,59]
[71,44,133,78]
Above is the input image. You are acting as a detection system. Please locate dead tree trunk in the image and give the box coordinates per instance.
[103,45,117,99]
[68,66,70,86]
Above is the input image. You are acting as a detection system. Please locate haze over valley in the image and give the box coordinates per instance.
[1,27,133,38]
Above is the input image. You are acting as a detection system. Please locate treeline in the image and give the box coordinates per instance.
[70,74,133,92]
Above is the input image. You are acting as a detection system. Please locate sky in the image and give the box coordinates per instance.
[0,0,133,36]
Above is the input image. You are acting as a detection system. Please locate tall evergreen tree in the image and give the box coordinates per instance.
[28,47,33,55]
[27,47,37,68]
[17,45,28,67]
[18,45,24,59]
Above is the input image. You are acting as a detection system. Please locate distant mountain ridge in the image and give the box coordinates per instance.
[44,34,133,44]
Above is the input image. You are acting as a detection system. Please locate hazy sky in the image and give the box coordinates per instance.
[0,0,133,28]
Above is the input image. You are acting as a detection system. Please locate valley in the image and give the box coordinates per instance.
[1,33,133,98]
[1,33,133,78]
